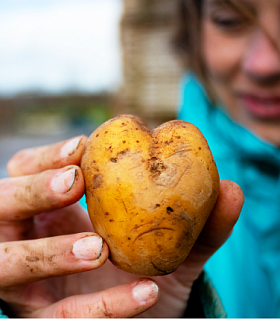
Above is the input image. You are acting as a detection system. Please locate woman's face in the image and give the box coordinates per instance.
[202,0,280,146]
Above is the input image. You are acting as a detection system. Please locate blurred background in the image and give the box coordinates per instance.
[0,0,182,178]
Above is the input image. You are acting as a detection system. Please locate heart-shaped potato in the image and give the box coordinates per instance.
[81,115,219,276]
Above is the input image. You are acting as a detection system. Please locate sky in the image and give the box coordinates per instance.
[0,0,123,96]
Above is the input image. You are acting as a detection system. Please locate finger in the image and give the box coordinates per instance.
[7,135,88,177]
[197,179,244,250]
[38,279,159,318]
[0,232,108,288]
[0,165,84,221]
[183,180,244,272]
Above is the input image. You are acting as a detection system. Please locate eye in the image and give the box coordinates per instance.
[213,16,242,28]
[211,14,248,32]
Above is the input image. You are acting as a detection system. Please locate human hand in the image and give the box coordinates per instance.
[0,136,159,318]
[0,136,244,318]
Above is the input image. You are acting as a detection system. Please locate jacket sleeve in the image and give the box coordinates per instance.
[183,271,227,318]
[0,308,8,319]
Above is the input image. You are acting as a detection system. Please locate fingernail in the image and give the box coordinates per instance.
[51,168,76,193]
[61,137,82,158]
[73,236,103,260]
[132,281,158,304]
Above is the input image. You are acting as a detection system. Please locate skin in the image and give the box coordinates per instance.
[0,0,258,315]
[0,135,244,318]
[202,0,280,146]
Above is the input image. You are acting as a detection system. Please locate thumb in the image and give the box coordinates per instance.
[178,180,244,279]
[197,179,244,252]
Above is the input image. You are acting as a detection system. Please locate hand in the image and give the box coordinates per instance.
[0,135,244,318]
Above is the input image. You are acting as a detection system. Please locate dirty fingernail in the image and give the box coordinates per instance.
[132,281,158,304]
[61,137,82,158]
[51,168,76,193]
[73,236,103,260]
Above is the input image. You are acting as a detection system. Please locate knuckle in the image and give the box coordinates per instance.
[13,173,56,217]
[14,175,40,212]
[6,151,21,177]
[54,296,117,319]
[54,297,99,319]
[96,295,116,318]
[54,298,79,318]
[7,148,34,177]
[25,242,54,277]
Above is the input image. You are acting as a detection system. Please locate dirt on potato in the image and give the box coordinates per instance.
[81,115,219,276]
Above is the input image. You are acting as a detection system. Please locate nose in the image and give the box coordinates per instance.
[243,31,280,85]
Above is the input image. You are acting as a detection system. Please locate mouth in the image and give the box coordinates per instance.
[237,93,280,119]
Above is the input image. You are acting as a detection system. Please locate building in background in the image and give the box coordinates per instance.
[0,0,182,136]
[116,0,182,127]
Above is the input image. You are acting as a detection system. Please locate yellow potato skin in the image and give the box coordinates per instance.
[81,115,219,276]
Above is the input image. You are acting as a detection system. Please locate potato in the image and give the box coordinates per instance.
[81,115,219,276]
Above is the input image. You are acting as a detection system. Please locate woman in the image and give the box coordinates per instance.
[174,0,280,317]
[0,0,246,318]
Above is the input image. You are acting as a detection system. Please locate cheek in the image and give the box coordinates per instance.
[201,21,244,82]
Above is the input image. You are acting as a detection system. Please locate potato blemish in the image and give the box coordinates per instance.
[81,114,219,276]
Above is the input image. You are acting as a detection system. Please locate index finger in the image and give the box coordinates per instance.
[7,135,88,177]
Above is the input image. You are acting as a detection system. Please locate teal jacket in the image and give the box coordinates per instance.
[178,73,280,318]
